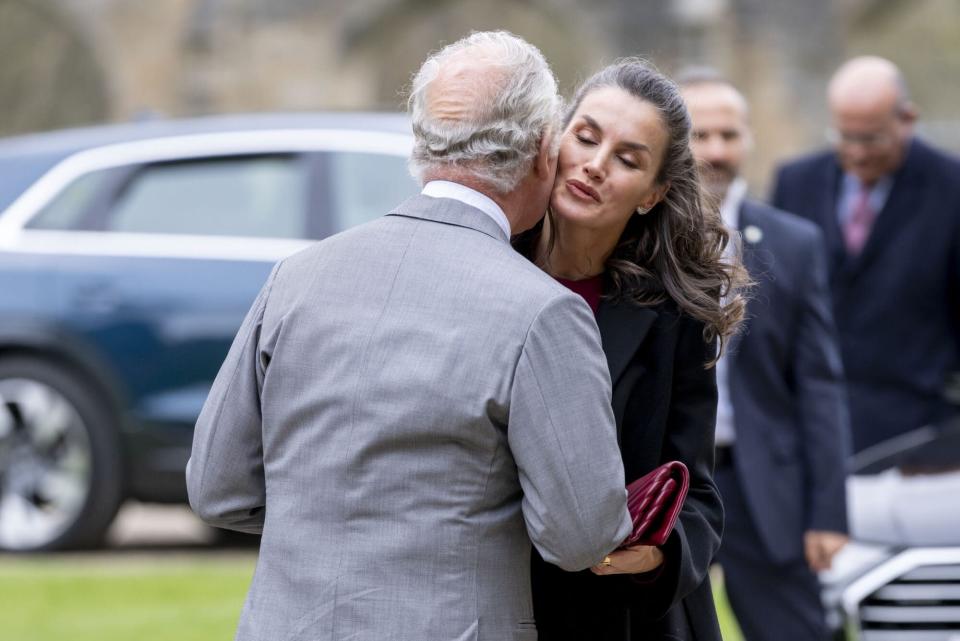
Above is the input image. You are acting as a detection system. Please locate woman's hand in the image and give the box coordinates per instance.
[590,545,664,576]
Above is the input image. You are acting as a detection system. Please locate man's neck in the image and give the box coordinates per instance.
[716,177,748,229]
[424,171,529,233]
[707,186,728,205]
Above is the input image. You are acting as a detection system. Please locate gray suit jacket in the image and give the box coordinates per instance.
[187,195,633,641]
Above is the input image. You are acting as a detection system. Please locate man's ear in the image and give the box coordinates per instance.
[900,101,918,121]
[534,129,556,179]
[898,102,918,131]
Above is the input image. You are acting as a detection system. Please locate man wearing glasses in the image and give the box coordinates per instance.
[772,56,960,454]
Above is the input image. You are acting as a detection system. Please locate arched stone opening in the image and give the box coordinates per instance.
[0,0,109,136]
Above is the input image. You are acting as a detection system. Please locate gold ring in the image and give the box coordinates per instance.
[600,556,612,567]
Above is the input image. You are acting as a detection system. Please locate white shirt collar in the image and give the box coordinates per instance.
[719,177,748,231]
[421,180,511,239]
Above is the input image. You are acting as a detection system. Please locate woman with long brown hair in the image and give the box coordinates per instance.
[516,59,749,640]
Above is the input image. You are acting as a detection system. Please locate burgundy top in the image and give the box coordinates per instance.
[555,274,604,315]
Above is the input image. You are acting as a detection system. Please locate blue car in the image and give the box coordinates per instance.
[0,113,419,550]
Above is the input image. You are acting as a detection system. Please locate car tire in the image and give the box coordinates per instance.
[0,357,123,551]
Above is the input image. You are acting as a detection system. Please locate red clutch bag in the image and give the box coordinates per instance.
[619,461,689,548]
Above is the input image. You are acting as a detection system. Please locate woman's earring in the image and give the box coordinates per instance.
[635,205,651,216]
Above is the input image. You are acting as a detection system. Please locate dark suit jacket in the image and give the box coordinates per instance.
[531,297,723,641]
[728,200,850,564]
[772,139,960,452]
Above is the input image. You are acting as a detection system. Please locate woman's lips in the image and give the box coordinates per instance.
[566,179,601,203]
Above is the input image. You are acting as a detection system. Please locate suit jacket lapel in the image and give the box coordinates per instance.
[815,160,848,276]
[596,297,658,386]
[732,202,766,358]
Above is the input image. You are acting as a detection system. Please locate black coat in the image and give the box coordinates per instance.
[531,295,724,641]
[772,138,960,452]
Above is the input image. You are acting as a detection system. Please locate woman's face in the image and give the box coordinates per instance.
[551,86,669,233]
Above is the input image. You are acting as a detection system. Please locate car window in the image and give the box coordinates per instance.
[25,170,113,231]
[326,152,418,232]
[106,155,307,238]
[0,154,70,214]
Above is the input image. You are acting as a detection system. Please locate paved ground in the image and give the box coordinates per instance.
[104,502,221,549]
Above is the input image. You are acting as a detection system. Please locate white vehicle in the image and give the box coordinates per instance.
[822,419,960,640]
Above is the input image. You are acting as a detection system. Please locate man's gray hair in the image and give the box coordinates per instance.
[407,31,561,194]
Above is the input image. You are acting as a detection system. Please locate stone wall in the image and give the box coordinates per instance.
[0,0,109,136]
[1,0,957,190]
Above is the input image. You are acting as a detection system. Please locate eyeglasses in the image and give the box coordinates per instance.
[825,128,895,148]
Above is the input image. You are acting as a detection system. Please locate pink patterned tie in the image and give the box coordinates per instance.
[844,186,876,255]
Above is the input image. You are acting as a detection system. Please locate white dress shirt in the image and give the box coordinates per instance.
[421,180,511,239]
[714,178,747,447]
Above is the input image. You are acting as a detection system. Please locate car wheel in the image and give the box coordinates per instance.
[0,357,123,551]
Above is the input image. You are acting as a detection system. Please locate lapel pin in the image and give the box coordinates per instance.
[743,225,763,244]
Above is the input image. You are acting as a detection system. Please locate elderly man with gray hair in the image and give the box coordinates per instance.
[187,30,633,641]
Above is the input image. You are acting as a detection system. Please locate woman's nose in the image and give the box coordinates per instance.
[583,155,605,180]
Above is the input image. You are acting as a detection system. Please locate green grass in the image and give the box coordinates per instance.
[2,553,745,641]
[712,567,746,641]
[0,553,256,641]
